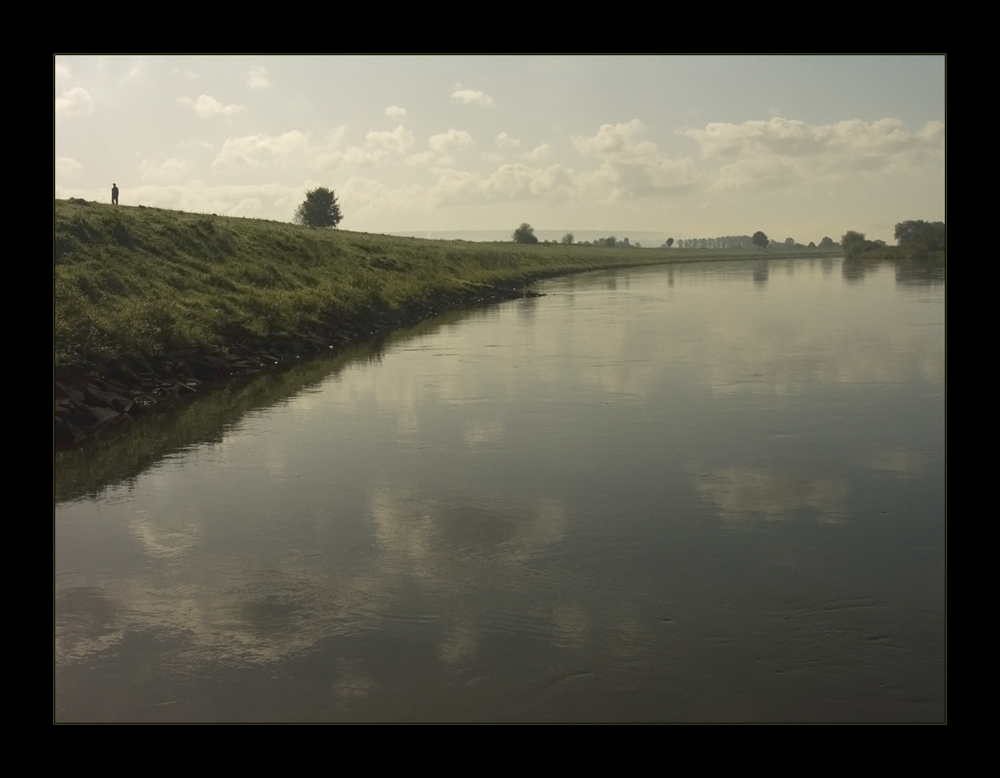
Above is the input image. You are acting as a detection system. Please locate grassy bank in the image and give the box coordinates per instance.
[848,244,947,262]
[55,200,851,447]
[56,200,814,372]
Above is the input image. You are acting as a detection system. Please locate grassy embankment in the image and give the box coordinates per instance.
[55,199,847,447]
[56,199,810,373]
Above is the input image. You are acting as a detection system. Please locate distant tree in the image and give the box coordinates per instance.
[784,237,795,246]
[294,187,343,228]
[666,238,674,248]
[819,236,836,248]
[561,232,575,245]
[895,220,945,252]
[513,223,539,244]
[841,231,872,258]
[752,231,768,249]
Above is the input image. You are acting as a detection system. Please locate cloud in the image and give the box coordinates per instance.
[385,105,406,119]
[684,117,945,190]
[337,160,578,217]
[213,130,310,172]
[573,120,700,199]
[496,132,521,149]
[318,126,416,168]
[56,157,82,177]
[56,87,94,116]
[179,94,247,119]
[430,162,576,206]
[429,129,473,154]
[341,175,428,215]
[55,63,71,80]
[366,125,415,155]
[337,147,392,167]
[230,197,264,216]
[406,151,436,166]
[523,143,553,162]
[451,87,495,107]
[213,125,417,174]
[574,119,657,160]
[140,157,189,183]
[247,66,269,89]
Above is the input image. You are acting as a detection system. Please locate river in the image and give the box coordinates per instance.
[55,256,945,722]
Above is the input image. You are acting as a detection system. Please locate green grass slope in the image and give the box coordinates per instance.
[55,200,818,373]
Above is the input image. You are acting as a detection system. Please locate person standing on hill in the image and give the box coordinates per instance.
[111,183,119,205]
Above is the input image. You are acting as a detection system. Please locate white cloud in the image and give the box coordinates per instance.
[337,147,392,167]
[366,125,415,155]
[140,157,189,183]
[230,197,264,216]
[315,126,416,168]
[213,130,310,172]
[385,105,406,119]
[406,151,436,166]
[336,160,578,217]
[451,87,495,107]
[341,175,428,215]
[429,129,473,154]
[56,87,94,116]
[496,132,521,149]
[574,119,657,160]
[522,143,553,162]
[573,120,700,199]
[212,125,417,174]
[247,66,269,89]
[56,157,82,176]
[55,63,71,80]
[430,162,576,206]
[179,94,247,119]
[684,117,945,190]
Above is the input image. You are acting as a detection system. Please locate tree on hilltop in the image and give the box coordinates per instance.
[752,231,769,249]
[513,223,539,244]
[295,187,343,229]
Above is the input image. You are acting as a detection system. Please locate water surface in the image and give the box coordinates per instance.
[55,257,945,722]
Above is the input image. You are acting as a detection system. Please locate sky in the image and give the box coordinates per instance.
[54,55,945,244]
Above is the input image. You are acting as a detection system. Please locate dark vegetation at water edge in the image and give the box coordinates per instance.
[841,220,946,260]
[57,200,826,448]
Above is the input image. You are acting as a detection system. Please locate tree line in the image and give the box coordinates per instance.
[511,223,847,251]
[841,220,945,258]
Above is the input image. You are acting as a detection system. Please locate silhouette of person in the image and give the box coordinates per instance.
[112,183,119,205]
